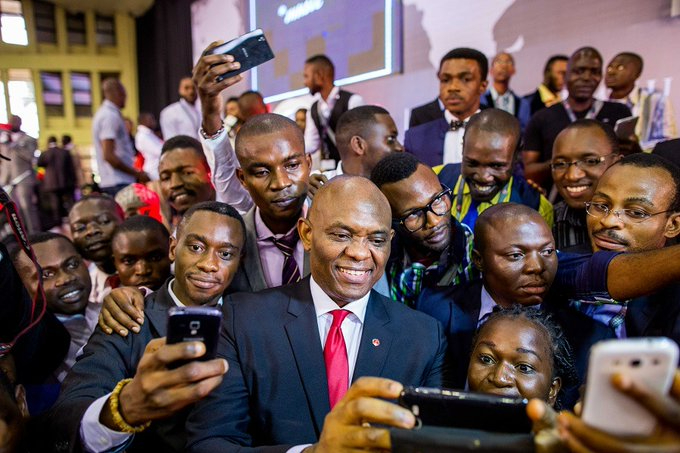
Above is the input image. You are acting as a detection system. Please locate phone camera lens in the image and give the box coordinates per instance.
[630,359,642,367]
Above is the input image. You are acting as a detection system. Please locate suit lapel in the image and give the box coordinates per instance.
[283,279,329,435]
[353,292,392,381]
[242,207,268,292]
[144,282,176,337]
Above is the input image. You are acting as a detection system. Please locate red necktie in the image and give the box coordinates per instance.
[324,310,350,409]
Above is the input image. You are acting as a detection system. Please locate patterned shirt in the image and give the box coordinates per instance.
[387,216,478,307]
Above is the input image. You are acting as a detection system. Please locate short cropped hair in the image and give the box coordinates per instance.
[544,55,568,75]
[615,52,644,78]
[305,54,335,78]
[112,215,169,243]
[336,105,390,152]
[464,108,521,153]
[71,194,125,220]
[616,153,680,212]
[9,232,73,262]
[370,152,421,188]
[235,113,302,155]
[561,119,619,154]
[161,135,204,157]
[440,48,488,80]
[177,201,246,246]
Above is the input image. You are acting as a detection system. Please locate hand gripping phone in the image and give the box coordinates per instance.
[581,337,678,436]
[203,29,275,82]
[398,387,531,433]
[166,306,222,367]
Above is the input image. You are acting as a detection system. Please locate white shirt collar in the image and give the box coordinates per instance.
[309,275,369,324]
[168,278,223,307]
[444,108,480,124]
[102,99,120,112]
[479,284,497,322]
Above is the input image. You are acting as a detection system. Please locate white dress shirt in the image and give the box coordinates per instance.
[80,279,222,452]
[199,126,254,215]
[134,125,163,180]
[310,275,370,383]
[442,109,479,164]
[92,100,136,187]
[304,86,365,157]
[489,86,515,115]
[159,98,201,140]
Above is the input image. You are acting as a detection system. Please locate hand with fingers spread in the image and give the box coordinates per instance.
[308,173,329,200]
[556,370,680,453]
[99,337,228,430]
[99,286,146,337]
[192,42,243,136]
[305,377,415,453]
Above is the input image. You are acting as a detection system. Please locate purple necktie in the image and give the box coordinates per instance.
[271,229,302,285]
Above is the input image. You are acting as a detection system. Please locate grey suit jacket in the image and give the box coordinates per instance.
[229,206,310,293]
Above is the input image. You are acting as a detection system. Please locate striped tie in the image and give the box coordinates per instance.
[271,229,302,285]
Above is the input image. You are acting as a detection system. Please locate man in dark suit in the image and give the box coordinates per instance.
[186,176,446,452]
[37,136,76,230]
[480,52,531,132]
[45,202,246,452]
[408,98,443,128]
[404,48,488,167]
[416,204,615,388]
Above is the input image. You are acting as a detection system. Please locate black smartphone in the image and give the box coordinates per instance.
[203,28,275,82]
[166,306,222,367]
[398,387,531,434]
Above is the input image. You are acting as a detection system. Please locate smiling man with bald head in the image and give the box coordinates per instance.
[186,175,447,452]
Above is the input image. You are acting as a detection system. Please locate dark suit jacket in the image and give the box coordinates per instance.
[480,90,531,132]
[36,146,76,192]
[626,283,680,349]
[653,138,680,167]
[229,207,311,293]
[404,118,449,168]
[524,89,548,117]
[409,98,444,128]
[186,277,447,451]
[416,281,614,391]
[45,281,186,453]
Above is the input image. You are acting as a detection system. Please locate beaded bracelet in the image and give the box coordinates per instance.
[108,378,152,433]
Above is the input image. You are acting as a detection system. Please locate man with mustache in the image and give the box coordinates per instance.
[577,153,680,341]
[405,47,488,167]
[46,202,245,452]
[371,152,478,307]
[68,195,124,303]
[551,120,622,252]
[417,203,614,388]
[435,108,553,231]
[523,47,631,191]
[158,135,216,226]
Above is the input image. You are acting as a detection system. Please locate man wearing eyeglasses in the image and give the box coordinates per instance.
[572,152,680,341]
[551,120,622,252]
[370,152,478,307]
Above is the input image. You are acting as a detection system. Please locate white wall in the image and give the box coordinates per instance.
[191,0,680,138]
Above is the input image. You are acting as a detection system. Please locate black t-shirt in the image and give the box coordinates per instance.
[523,101,632,161]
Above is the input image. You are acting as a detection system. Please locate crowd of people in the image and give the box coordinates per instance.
[0,38,679,453]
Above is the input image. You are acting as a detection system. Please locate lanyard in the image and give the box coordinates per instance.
[562,99,603,123]
[452,175,511,218]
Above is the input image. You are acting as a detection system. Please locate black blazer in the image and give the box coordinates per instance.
[45,281,187,453]
[186,277,447,451]
[416,281,615,390]
[409,98,444,128]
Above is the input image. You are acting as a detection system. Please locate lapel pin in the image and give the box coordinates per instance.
[372,339,380,347]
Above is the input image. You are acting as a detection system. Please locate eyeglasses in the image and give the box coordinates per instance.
[397,185,452,232]
[584,202,673,223]
[550,155,613,173]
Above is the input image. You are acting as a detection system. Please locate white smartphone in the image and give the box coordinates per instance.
[581,337,678,436]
